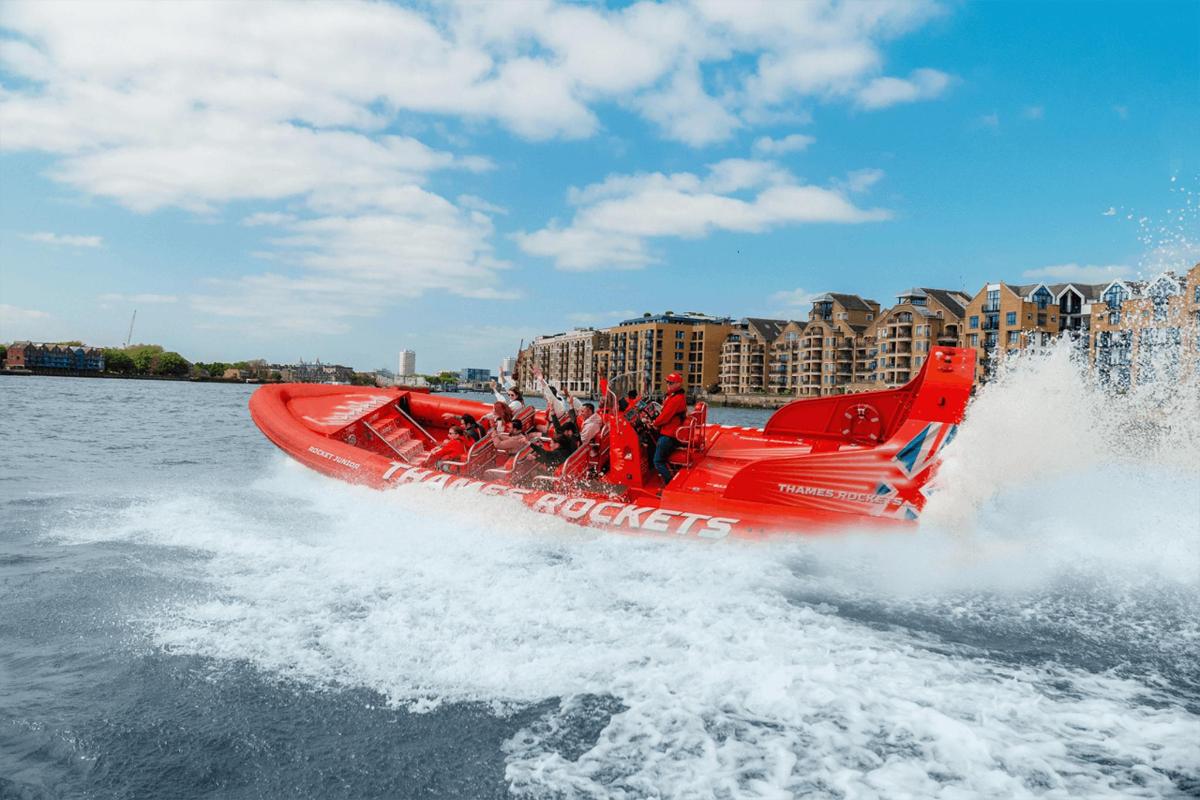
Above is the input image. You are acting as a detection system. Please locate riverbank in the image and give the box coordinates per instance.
[0,368,266,384]
[700,392,795,410]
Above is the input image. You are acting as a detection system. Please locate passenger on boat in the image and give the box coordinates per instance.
[533,369,581,424]
[651,373,688,485]
[440,412,485,441]
[490,400,513,428]
[419,425,470,467]
[618,390,639,412]
[531,408,582,467]
[578,403,603,448]
[492,418,534,455]
[491,380,526,414]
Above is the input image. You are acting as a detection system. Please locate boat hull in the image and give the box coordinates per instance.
[249,347,975,540]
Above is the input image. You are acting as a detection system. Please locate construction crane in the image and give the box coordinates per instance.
[123,310,137,349]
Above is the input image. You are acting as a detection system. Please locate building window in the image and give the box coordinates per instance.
[1007,331,1020,345]
[1032,286,1053,309]
[969,334,978,346]
[984,289,1000,312]
[866,313,874,321]
[1006,311,1016,325]
[969,316,979,329]
[1109,311,1121,325]
[1037,313,1047,326]
[1103,284,1128,310]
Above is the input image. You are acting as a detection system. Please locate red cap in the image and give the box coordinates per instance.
[666,372,683,383]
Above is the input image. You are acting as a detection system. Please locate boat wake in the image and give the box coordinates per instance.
[44,346,1200,798]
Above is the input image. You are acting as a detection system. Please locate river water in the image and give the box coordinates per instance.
[1,358,1197,799]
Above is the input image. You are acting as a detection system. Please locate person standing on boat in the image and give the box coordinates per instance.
[652,373,687,486]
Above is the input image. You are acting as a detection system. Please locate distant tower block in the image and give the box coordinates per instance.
[501,356,517,375]
[398,349,416,376]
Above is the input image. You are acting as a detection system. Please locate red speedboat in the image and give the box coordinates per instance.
[249,347,974,540]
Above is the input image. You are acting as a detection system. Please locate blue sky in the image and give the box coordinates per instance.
[1,0,1197,373]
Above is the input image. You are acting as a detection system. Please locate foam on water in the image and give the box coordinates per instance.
[45,348,1200,798]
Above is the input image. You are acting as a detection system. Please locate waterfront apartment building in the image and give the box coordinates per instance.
[958,283,1066,380]
[871,288,971,387]
[4,342,105,372]
[1090,263,1200,389]
[518,327,610,396]
[786,294,881,397]
[398,349,416,377]
[602,312,732,395]
[720,318,786,394]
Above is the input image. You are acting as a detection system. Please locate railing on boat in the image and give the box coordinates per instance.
[394,398,437,444]
[362,419,412,463]
[677,402,708,469]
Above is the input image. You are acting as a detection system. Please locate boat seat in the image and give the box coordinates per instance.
[482,443,539,485]
[665,404,708,467]
[441,436,497,478]
[513,405,535,429]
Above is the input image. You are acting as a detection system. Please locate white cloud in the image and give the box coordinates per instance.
[516,159,890,270]
[241,212,296,227]
[1113,105,1129,120]
[567,309,638,326]
[632,64,742,146]
[0,0,947,331]
[751,133,816,156]
[21,231,103,247]
[1021,263,1134,283]
[856,68,951,110]
[770,288,819,308]
[99,293,178,304]
[837,168,885,193]
[191,195,519,334]
[0,0,952,159]
[0,304,50,322]
[1102,207,1117,217]
[1023,105,1044,120]
[457,194,507,215]
[979,112,1000,129]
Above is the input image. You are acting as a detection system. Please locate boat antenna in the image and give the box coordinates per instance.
[123,309,137,349]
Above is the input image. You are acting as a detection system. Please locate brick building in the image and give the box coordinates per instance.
[789,293,880,396]
[872,287,971,387]
[517,328,610,396]
[1090,263,1200,389]
[4,342,105,372]
[719,318,787,394]
[601,312,732,395]
[958,283,1063,380]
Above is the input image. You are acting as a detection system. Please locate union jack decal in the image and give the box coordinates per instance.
[894,422,957,477]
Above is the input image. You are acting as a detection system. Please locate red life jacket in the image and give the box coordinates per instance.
[653,389,688,438]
